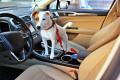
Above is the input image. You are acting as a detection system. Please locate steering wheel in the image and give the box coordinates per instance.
[0,13,33,64]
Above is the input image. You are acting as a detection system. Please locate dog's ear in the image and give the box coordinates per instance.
[46,11,53,19]
[32,11,39,17]
[46,11,50,15]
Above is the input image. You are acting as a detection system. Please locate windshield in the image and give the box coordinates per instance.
[0,0,57,9]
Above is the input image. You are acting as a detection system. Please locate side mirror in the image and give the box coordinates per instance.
[59,1,69,9]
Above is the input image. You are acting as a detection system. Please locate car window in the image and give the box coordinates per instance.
[0,0,33,7]
[0,0,56,8]
[59,0,114,10]
[49,0,58,9]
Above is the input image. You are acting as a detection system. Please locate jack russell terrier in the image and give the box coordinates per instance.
[32,11,72,59]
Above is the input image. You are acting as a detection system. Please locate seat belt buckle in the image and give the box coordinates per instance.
[69,70,78,79]
[70,48,77,54]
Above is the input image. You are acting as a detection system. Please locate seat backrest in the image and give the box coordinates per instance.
[102,0,120,28]
[87,17,120,52]
[87,0,120,52]
[78,37,117,80]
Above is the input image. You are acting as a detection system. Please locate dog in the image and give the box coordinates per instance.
[32,11,72,59]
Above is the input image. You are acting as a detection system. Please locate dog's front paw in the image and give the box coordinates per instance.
[44,52,49,56]
[50,55,54,59]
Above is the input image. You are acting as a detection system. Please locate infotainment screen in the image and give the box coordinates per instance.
[26,23,35,32]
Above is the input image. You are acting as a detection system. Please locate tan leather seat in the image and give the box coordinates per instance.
[56,0,120,52]
[16,35,117,80]
[16,65,74,80]
[56,17,120,52]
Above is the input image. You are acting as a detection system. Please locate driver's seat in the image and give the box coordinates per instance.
[15,35,117,80]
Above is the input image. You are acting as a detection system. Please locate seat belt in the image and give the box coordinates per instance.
[69,70,78,80]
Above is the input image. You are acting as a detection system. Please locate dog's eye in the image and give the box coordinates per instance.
[42,19,45,20]
[35,18,39,21]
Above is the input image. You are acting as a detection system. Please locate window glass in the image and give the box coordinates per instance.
[59,0,114,10]
[0,0,33,7]
[0,0,57,9]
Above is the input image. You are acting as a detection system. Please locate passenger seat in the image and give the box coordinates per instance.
[55,0,120,53]
[56,17,120,52]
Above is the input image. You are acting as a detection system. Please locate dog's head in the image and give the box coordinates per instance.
[32,11,53,30]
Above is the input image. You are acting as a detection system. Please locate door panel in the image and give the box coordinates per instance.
[66,28,97,35]
[54,0,114,48]
[56,15,106,47]
[57,16,105,30]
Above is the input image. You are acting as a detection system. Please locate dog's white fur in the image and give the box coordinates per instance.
[36,11,72,59]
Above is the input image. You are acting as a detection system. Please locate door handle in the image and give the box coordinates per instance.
[67,27,78,29]
[68,12,97,16]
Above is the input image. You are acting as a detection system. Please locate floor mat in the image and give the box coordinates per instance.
[0,66,24,80]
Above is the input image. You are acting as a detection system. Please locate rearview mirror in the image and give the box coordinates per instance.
[59,1,69,9]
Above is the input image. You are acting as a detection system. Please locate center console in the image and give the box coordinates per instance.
[33,43,80,69]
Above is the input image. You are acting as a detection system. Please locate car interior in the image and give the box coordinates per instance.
[0,0,120,80]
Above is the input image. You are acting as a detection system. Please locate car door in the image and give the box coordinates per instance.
[55,0,115,48]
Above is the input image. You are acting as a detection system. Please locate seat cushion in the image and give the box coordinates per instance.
[16,65,74,80]
[55,41,86,52]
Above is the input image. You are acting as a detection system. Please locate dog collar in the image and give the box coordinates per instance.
[42,20,55,30]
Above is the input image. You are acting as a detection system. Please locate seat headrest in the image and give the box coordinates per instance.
[117,0,120,17]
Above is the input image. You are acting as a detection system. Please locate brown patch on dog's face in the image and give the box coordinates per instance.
[34,13,40,24]
[32,11,40,24]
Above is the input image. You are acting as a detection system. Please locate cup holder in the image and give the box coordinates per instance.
[61,55,72,62]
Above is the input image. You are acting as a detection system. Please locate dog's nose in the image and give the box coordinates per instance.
[37,26,41,30]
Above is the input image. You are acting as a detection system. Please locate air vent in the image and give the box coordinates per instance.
[22,16,31,22]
